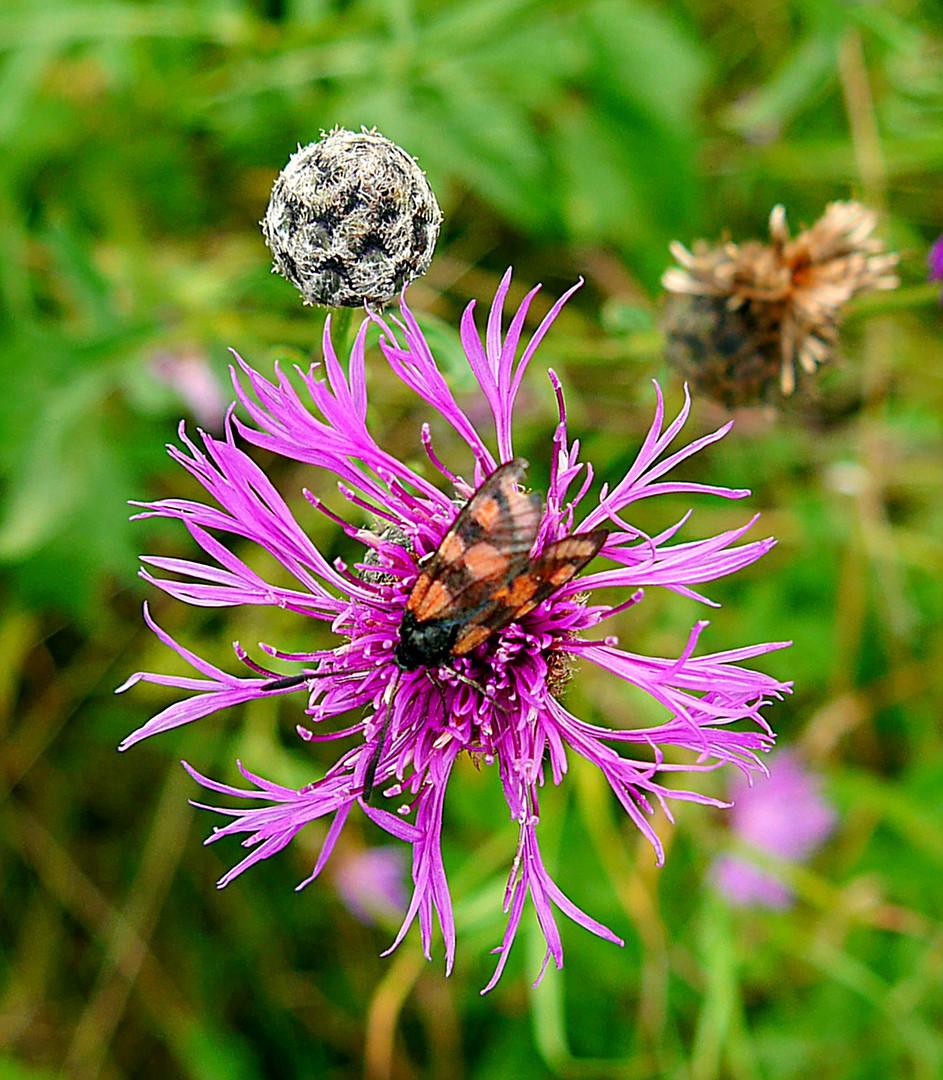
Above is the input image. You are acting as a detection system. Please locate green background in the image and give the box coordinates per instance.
[2,0,942,1077]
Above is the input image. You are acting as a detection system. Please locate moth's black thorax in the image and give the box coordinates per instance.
[394,610,461,671]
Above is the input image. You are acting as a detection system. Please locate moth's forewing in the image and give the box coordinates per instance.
[405,458,541,622]
[450,528,609,655]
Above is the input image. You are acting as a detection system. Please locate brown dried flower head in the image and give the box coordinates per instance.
[262,127,442,308]
[661,202,899,407]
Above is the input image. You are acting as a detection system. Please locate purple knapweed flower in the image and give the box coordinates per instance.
[928,235,943,301]
[333,846,408,926]
[118,269,791,991]
[151,349,227,431]
[711,750,835,909]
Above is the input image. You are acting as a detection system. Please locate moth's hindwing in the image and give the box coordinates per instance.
[450,528,610,655]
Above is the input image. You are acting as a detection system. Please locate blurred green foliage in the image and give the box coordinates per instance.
[2,0,943,1078]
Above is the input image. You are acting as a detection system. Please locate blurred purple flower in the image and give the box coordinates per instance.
[151,349,227,430]
[712,750,835,908]
[333,846,408,926]
[928,236,943,301]
[118,269,790,991]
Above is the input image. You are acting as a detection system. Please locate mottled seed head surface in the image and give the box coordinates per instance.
[262,127,442,308]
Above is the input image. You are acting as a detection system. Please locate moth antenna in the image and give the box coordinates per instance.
[440,666,489,696]
[423,669,451,715]
[362,669,401,803]
[263,672,314,691]
[263,668,366,692]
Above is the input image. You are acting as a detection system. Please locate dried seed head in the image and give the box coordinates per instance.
[262,127,442,309]
[661,202,899,406]
[662,294,783,408]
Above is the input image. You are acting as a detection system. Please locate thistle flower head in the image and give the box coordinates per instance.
[711,750,835,908]
[333,847,407,927]
[150,349,226,431]
[119,270,790,990]
[662,202,899,405]
[262,127,442,308]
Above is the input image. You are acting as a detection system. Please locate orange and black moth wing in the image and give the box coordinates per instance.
[394,458,541,670]
[393,458,608,670]
[408,458,541,618]
[449,528,610,656]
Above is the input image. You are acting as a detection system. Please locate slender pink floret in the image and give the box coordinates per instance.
[119,270,791,991]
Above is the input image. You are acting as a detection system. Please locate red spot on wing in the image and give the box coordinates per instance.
[409,576,453,621]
